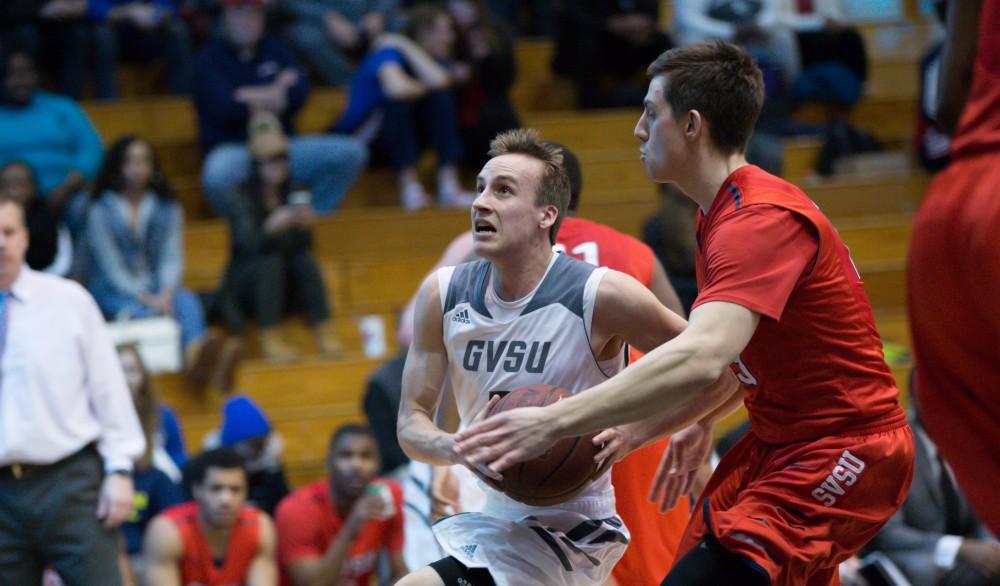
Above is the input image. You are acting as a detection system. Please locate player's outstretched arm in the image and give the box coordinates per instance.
[142,516,183,586]
[397,273,461,466]
[456,301,759,473]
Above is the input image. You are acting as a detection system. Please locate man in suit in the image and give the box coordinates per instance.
[863,387,1000,586]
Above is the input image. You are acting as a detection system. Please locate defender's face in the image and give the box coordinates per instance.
[472,154,554,260]
[635,75,688,183]
[193,467,247,529]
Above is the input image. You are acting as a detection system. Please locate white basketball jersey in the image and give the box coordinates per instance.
[437,252,626,519]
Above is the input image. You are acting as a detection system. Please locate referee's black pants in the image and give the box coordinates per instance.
[0,445,122,585]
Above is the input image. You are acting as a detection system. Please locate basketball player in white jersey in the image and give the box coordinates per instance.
[395,129,736,586]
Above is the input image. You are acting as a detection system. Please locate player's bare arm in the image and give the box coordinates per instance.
[649,256,686,317]
[397,273,455,465]
[456,301,759,472]
[142,516,183,586]
[590,269,687,357]
[246,513,278,586]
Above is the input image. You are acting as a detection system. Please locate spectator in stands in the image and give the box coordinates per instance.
[36,0,91,99]
[195,0,367,216]
[331,5,474,211]
[275,424,407,586]
[206,394,291,516]
[117,343,187,476]
[484,0,552,36]
[143,448,278,585]
[863,390,1000,585]
[0,49,103,220]
[449,0,521,172]
[0,194,145,585]
[215,112,342,361]
[0,0,40,56]
[363,349,410,475]
[116,344,185,576]
[89,0,194,100]
[551,0,672,109]
[0,161,73,275]
[86,135,237,390]
[281,0,400,87]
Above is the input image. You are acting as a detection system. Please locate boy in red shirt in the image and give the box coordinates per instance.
[144,448,277,586]
[457,41,915,585]
[276,424,406,586]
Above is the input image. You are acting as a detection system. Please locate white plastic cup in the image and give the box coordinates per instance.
[359,315,387,358]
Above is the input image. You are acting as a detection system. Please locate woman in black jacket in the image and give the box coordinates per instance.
[215,112,342,361]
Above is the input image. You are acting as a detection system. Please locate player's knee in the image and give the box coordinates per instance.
[395,567,446,586]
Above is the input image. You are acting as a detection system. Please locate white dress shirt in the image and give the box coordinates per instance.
[0,268,145,472]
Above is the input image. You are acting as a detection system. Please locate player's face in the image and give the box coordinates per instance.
[635,75,689,183]
[328,434,381,498]
[472,154,554,259]
[194,467,248,529]
[0,202,28,283]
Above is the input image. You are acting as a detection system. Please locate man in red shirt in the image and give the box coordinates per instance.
[456,41,915,585]
[144,448,277,586]
[275,424,406,586]
[908,0,1000,534]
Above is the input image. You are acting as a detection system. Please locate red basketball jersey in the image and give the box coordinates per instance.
[163,502,262,586]
[694,165,905,444]
[555,216,655,287]
[950,0,1000,160]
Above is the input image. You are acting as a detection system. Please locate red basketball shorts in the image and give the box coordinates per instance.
[674,422,914,586]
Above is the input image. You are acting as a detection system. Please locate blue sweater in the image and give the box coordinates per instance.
[332,47,406,135]
[193,37,310,151]
[0,92,104,196]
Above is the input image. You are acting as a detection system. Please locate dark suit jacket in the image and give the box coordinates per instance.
[863,419,995,585]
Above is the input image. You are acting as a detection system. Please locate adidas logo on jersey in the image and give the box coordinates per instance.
[461,544,478,558]
[452,308,471,324]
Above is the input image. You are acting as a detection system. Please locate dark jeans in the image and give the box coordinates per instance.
[0,445,122,586]
[221,249,330,333]
[36,19,89,99]
[796,27,868,83]
[376,90,464,171]
[92,19,194,99]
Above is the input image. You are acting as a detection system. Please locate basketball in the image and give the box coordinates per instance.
[485,384,600,506]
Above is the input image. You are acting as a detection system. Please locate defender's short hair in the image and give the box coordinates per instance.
[647,41,765,155]
[488,129,571,244]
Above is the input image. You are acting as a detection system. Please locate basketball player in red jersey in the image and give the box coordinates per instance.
[908,0,1000,534]
[457,41,915,585]
[144,448,277,585]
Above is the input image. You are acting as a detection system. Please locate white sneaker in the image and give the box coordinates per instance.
[401,182,432,211]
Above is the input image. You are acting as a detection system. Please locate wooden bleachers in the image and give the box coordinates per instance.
[83,21,932,484]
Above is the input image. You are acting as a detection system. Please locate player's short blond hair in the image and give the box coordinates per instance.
[488,128,571,244]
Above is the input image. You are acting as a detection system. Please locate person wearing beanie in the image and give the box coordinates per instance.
[207,394,290,516]
[213,112,344,362]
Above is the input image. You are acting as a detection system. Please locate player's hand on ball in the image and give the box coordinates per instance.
[591,427,633,479]
[454,406,556,474]
[451,395,504,485]
[650,421,714,513]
